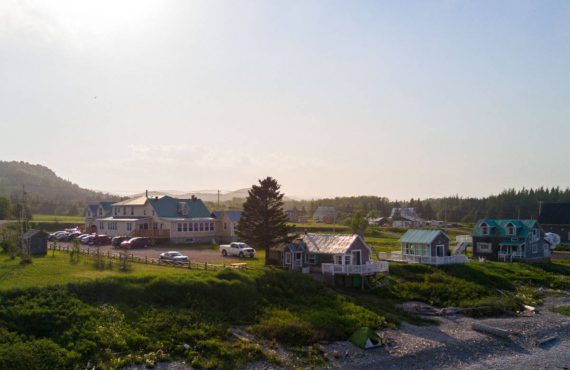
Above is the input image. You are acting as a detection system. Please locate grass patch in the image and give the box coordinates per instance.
[551,306,570,316]
[32,214,84,223]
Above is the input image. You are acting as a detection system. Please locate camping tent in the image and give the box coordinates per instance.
[349,327,383,349]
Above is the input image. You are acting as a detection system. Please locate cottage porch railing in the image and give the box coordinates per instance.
[321,261,389,275]
[377,252,468,265]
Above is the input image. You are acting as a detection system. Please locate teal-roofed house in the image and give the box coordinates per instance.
[378,229,468,265]
[88,192,219,244]
[472,219,550,262]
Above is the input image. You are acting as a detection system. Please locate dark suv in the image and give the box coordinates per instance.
[112,236,131,248]
[120,237,151,249]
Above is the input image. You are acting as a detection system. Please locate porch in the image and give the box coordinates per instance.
[377,252,469,265]
[321,261,389,276]
[498,242,525,262]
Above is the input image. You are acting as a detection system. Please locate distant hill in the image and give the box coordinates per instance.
[0,161,120,216]
[129,189,251,202]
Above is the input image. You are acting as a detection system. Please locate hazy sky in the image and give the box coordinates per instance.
[1,1,569,200]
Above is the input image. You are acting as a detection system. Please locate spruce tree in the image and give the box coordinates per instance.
[236,177,294,265]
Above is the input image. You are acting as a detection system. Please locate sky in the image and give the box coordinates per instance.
[0,0,569,200]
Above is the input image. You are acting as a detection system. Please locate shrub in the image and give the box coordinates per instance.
[251,309,315,344]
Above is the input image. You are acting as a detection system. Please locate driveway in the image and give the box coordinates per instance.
[65,242,260,264]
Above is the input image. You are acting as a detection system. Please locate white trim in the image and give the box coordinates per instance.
[284,252,291,265]
[351,250,362,265]
[477,242,492,253]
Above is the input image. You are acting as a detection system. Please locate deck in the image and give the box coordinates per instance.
[377,252,469,265]
[321,261,389,276]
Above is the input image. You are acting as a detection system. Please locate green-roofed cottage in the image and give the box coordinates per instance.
[378,229,468,265]
[399,229,450,258]
[472,219,551,262]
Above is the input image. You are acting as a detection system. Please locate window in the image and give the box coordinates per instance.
[99,222,104,230]
[210,222,214,231]
[344,255,351,265]
[177,223,182,232]
[127,223,132,232]
[153,223,158,230]
[506,223,516,236]
[194,223,198,232]
[123,207,126,215]
[477,242,492,253]
[335,255,343,265]
[143,210,146,216]
[224,223,227,230]
[114,208,118,216]
[183,223,188,232]
[160,223,163,230]
[199,223,204,231]
[285,252,291,264]
[308,254,316,265]
[130,207,134,215]
[481,223,489,235]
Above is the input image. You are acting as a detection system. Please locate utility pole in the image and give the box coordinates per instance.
[217,190,220,209]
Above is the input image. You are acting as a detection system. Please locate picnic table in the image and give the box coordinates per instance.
[230,262,247,270]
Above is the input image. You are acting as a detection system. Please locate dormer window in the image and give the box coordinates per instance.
[480,223,489,235]
[506,223,516,236]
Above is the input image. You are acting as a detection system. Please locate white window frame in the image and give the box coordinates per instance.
[344,255,351,265]
[506,223,516,236]
[308,254,316,265]
[477,242,492,254]
[435,244,445,257]
[285,252,291,265]
[335,255,343,265]
[183,223,188,232]
[480,223,489,236]
[177,223,182,232]
[126,223,132,232]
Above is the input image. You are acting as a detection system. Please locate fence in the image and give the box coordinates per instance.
[321,261,389,275]
[377,252,469,265]
[49,244,224,271]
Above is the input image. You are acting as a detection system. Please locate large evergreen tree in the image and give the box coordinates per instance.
[236,177,294,265]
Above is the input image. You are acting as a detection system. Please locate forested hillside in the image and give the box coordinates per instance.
[215,188,570,223]
[0,161,120,216]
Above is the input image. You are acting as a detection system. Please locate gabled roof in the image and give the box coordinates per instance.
[149,196,210,219]
[473,219,538,237]
[99,201,114,211]
[87,204,98,213]
[539,203,570,225]
[113,196,154,206]
[22,229,48,239]
[399,229,448,244]
[212,210,242,223]
[301,233,365,254]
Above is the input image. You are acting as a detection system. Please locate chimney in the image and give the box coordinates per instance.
[145,190,148,198]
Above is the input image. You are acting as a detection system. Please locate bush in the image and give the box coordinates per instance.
[0,339,80,370]
[251,309,314,344]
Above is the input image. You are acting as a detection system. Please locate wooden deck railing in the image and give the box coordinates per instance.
[377,252,468,265]
[321,261,389,275]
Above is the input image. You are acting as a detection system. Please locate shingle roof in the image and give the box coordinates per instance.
[99,201,114,211]
[473,219,538,237]
[149,196,211,219]
[212,211,242,223]
[301,233,364,254]
[538,203,570,225]
[114,196,155,206]
[399,229,447,244]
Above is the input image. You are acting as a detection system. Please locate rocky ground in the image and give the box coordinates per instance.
[320,294,570,370]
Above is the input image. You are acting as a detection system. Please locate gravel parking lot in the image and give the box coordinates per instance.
[71,242,260,264]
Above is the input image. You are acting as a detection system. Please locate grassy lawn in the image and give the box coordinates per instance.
[0,252,194,291]
[32,214,84,223]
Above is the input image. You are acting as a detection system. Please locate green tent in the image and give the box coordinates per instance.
[349,327,383,349]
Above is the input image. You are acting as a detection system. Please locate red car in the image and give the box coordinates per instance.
[120,237,151,249]
[92,234,112,245]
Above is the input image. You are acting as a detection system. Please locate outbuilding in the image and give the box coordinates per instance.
[399,229,450,258]
[21,229,49,256]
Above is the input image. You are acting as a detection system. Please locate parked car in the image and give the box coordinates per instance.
[219,242,256,258]
[159,251,189,263]
[68,231,82,239]
[112,236,131,248]
[80,235,95,244]
[93,234,112,245]
[120,237,151,249]
[53,232,70,242]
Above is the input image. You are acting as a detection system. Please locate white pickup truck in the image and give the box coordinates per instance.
[219,242,256,258]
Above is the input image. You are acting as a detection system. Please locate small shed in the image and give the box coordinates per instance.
[21,229,49,256]
[399,229,450,258]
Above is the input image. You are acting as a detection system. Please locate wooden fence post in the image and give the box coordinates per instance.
[205,262,208,271]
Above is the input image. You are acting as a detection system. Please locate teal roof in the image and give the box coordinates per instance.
[149,196,211,219]
[399,229,448,244]
[473,219,538,237]
[99,202,114,211]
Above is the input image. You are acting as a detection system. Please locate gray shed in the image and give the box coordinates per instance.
[21,229,49,256]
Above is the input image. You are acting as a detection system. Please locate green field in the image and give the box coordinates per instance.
[32,214,84,223]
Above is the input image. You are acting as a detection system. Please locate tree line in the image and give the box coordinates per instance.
[217,187,570,223]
